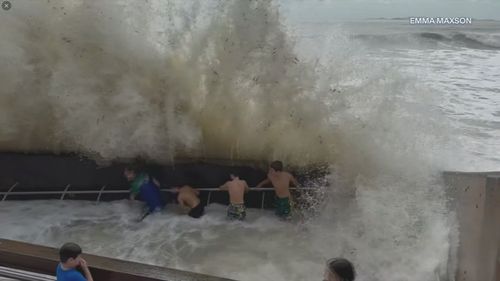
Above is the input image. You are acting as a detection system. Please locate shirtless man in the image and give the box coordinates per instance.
[219,172,249,220]
[175,185,205,218]
[255,161,298,219]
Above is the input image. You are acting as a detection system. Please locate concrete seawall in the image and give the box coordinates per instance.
[443,171,500,281]
[0,153,327,208]
[2,153,500,280]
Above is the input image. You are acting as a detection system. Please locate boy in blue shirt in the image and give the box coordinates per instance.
[124,166,165,217]
[56,242,93,281]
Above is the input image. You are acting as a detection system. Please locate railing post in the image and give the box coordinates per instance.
[260,192,266,209]
[96,185,106,202]
[60,184,71,200]
[207,191,212,205]
[2,182,19,201]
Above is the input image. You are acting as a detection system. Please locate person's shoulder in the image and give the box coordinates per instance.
[56,263,63,275]
[57,267,85,281]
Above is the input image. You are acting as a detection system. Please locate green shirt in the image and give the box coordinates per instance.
[130,173,148,195]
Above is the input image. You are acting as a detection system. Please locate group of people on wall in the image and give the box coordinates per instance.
[56,160,357,281]
[123,160,299,221]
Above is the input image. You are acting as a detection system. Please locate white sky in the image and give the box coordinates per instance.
[280,0,500,21]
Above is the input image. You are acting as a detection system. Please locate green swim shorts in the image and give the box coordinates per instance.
[275,197,291,219]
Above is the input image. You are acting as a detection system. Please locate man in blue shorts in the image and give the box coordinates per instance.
[124,166,165,216]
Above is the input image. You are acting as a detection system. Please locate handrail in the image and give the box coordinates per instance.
[0,187,317,196]
[0,186,320,209]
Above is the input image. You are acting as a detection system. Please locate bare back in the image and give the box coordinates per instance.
[177,185,200,208]
[268,171,295,198]
[222,179,248,204]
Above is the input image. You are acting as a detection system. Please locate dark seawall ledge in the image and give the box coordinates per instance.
[0,152,328,207]
[0,152,328,189]
[0,152,268,189]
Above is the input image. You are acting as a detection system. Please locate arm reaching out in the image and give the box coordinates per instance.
[177,196,186,207]
[244,181,250,193]
[290,175,299,187]
[219,182,228,190]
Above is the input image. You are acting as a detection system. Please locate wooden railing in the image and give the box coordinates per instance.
[0,239,235,281]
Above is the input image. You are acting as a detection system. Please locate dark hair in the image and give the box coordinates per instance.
[270,161,283,171]
[230,170,240,178]
[328,258,355,281]
[124,163,144,174]
[59,242,82,263]
[125,157,147,173]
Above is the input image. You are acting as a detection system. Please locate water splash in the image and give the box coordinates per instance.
[0,1,458,280]
[0,0,338,164]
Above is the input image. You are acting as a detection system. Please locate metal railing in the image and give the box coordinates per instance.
[0,184,319,207]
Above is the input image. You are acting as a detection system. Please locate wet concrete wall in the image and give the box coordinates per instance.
[0,153,269,189]
[443,171,500,281]
[0,153,326,208]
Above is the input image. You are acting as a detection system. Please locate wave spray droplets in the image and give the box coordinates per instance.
[0,1,341,164]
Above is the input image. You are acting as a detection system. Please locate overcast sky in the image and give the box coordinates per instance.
[281,0,500,21]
